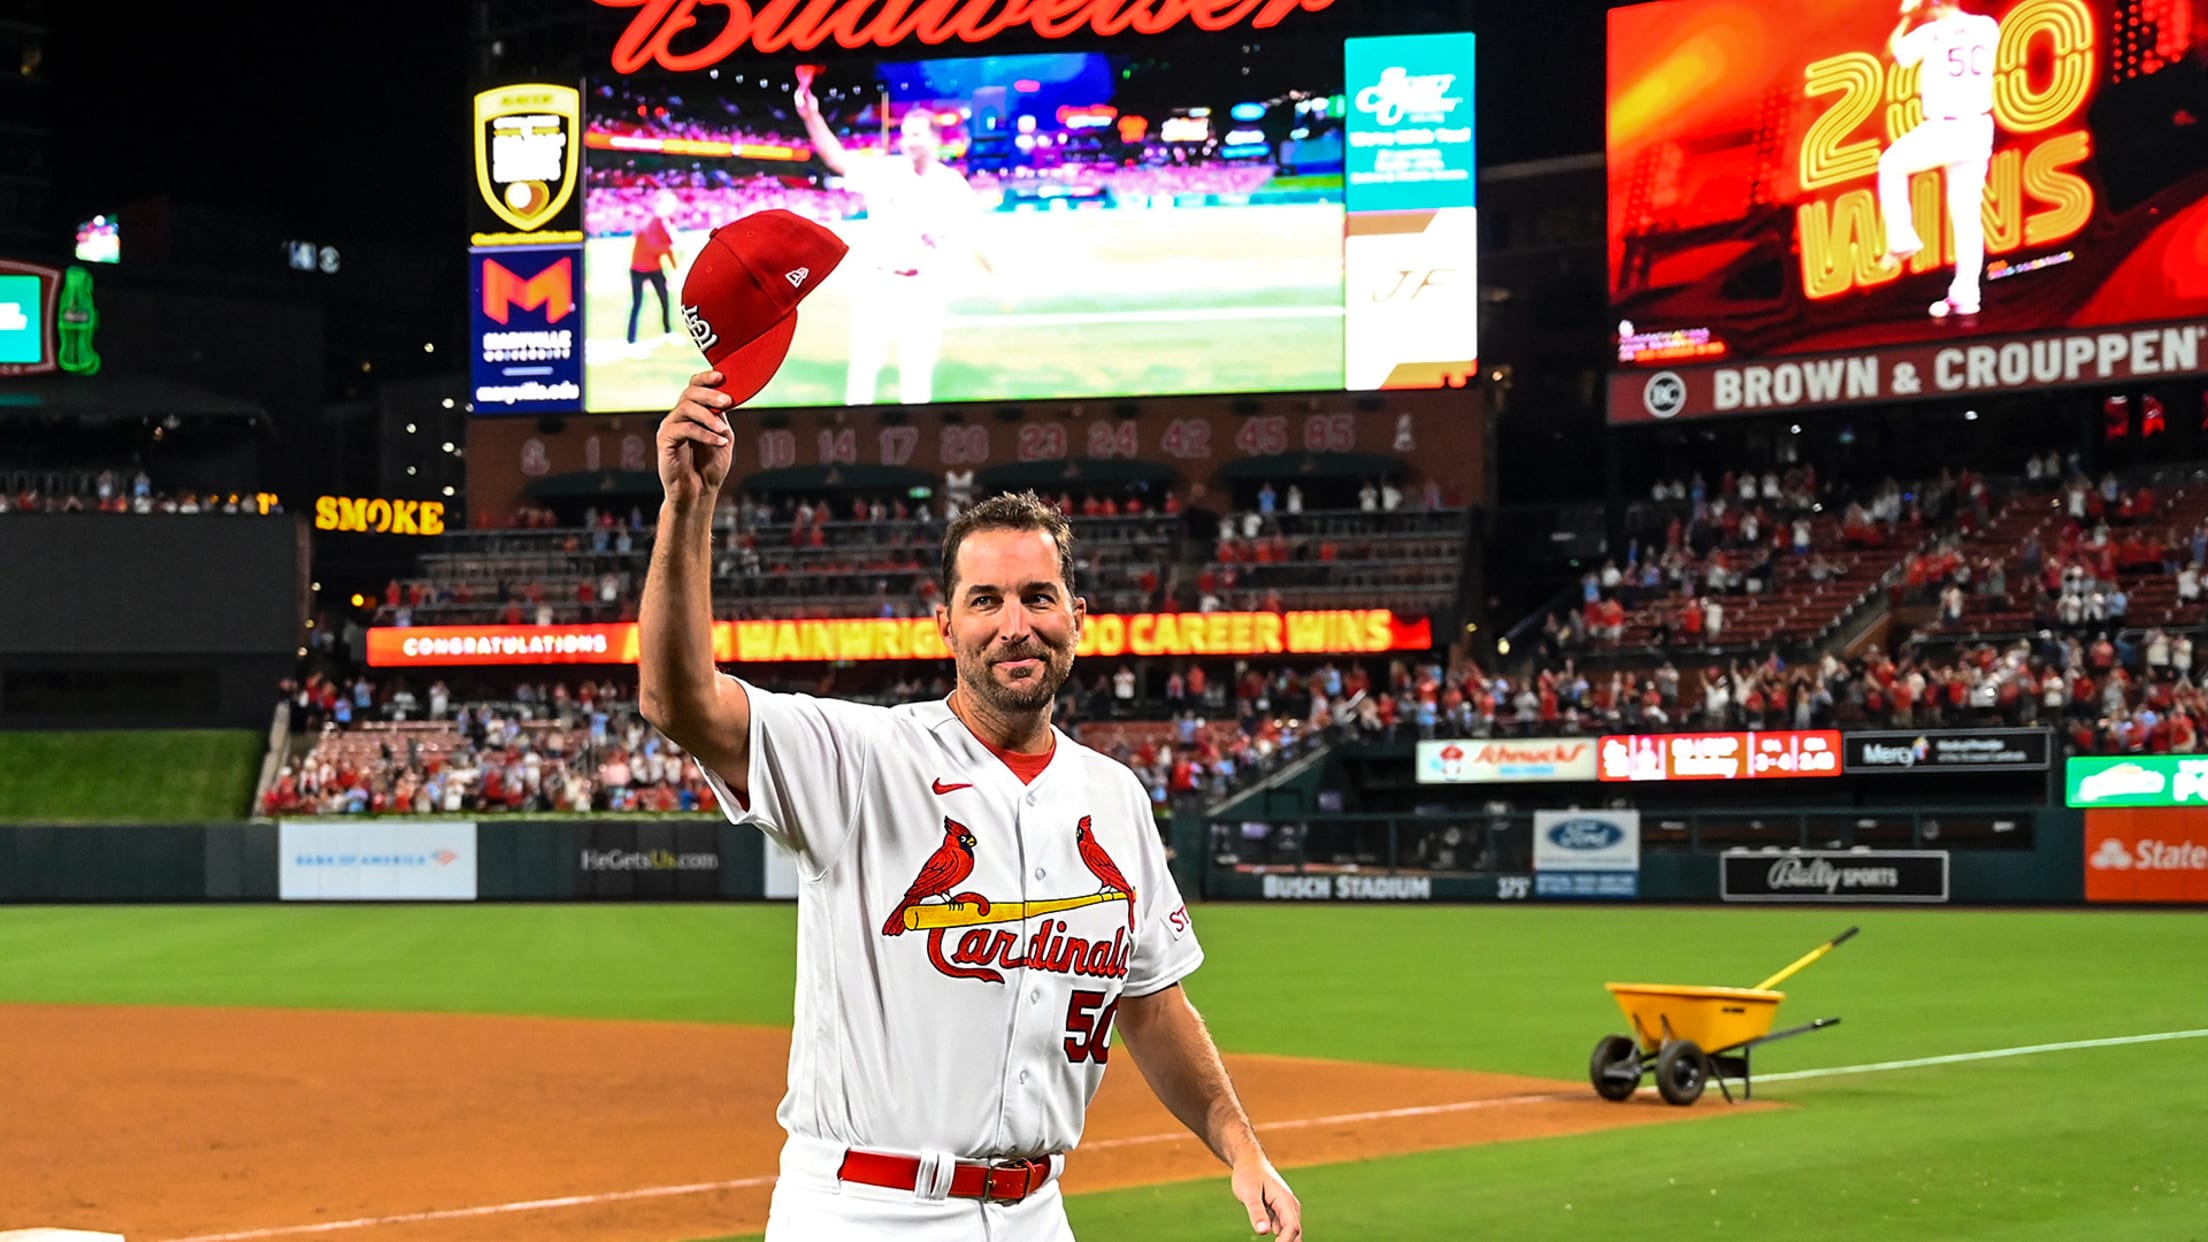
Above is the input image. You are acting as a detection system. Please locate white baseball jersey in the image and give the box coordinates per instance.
[699,682,1202,1160]
[842,157,983,276]
[1895,12,2001,119]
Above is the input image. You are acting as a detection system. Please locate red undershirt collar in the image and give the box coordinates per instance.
[949,696,1056,784]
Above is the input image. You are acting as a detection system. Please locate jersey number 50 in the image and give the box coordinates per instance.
[1064,990,1120,1064]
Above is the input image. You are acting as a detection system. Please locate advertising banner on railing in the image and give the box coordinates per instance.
[1532,810,1640,900]
[1598,731,1842,782]
[1721,849,1949,903]
[1415,738,1597,784]
[1843,729,2050,774]
[2065,755,2208,808]
[367,610,1433,667]
[278,820,478,901]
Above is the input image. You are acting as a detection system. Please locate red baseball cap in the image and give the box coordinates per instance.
[679,209,849,405]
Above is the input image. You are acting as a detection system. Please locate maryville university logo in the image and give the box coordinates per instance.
[882,815,1135,985]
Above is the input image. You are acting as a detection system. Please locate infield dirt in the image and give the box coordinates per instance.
[4,1004,1759,1241]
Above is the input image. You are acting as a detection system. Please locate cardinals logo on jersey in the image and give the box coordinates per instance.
[1075,816,1135,930]
[880,814,1135,986]
[882,817,983,936]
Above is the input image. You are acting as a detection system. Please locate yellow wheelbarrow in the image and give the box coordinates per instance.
[1589,926,1856,1106]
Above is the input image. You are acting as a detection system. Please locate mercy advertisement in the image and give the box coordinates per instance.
[1606,0,2208,421]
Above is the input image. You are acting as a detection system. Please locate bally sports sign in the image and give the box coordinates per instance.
[1415,738,1596,784]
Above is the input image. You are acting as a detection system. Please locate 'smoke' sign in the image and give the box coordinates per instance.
[600,0,1338,72]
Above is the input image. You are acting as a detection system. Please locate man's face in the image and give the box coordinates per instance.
[937,528,1084,716]
[902,114,940,166]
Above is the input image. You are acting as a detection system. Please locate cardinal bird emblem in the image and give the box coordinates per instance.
[1074,816,1136,929]
[883,817,979,936]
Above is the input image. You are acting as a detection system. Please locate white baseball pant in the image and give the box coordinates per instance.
[846,266,953,406]
[1878,113,1995,310]
[764,1135,1078,1242]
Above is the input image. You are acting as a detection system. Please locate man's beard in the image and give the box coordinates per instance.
[957,639,1074,715]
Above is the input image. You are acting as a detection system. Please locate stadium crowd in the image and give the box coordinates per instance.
[0,467,280,516]
[372,481,1463,626]
[267,646,1491,817]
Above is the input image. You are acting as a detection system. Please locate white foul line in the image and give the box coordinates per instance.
[1750,1026,2208,1083]
[153,1028,2208,1241]
[154,1177,778,1242]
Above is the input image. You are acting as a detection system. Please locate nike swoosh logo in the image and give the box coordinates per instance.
[932,779,973,795]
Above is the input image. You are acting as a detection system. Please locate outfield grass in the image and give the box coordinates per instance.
[0,730,262,823]
[2,904,2202,1239]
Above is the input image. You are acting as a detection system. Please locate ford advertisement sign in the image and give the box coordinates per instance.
[1532,810,1640,900]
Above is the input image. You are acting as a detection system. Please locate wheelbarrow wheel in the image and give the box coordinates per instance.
[1589,1035,1641,1102]
[1655,1039,1710,1106]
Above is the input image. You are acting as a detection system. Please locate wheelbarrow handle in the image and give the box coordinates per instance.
[1754,926,1861,992]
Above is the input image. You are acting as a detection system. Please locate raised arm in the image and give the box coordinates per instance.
[639,369,755,795]
[1889,0,1922,61]
[793,83,849,176]
[1114,984,1302,1239]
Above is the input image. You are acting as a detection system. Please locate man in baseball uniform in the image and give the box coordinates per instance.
[642,218,1300,1241]
[1877,0,2003,318]
[795,79,993,406]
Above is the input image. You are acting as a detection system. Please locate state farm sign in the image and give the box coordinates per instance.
[2085,809,2208,904]
[1415,738,1597,784]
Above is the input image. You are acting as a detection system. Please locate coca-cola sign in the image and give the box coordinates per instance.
[1722,850,1949,904]
[599,0,1338,72]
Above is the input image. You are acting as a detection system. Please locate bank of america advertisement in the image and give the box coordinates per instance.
[1606,0,2208,422]
[279,820,479,901]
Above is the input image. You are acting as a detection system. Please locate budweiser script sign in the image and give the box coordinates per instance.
[599,0,1337,71]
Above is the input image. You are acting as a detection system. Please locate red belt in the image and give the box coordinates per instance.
[837,1149,1054,1204]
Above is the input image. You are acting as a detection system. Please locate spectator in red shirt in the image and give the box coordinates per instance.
[627,191,682,344]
